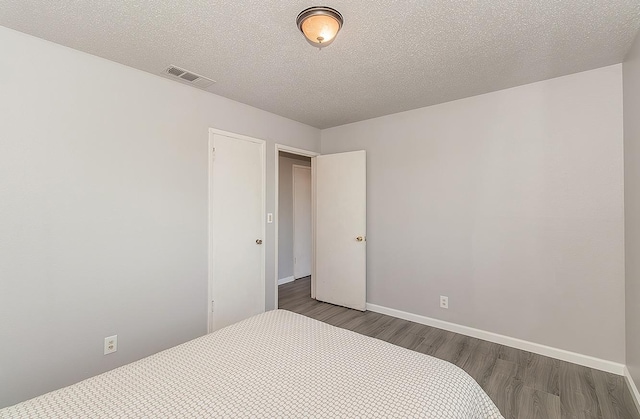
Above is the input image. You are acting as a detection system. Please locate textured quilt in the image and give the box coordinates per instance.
[1,310,503,418]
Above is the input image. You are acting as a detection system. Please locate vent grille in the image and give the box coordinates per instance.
[167,66,185,77]
[180,72,200,82]
[162,65,216,89]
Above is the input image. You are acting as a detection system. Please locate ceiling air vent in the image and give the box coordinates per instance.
[162,65,216,89]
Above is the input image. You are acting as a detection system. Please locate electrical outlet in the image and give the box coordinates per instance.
[440,296,449,309]
[104,335,117,355]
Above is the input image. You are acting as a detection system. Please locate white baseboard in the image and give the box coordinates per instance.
[365,303,626,376]
[625,366,640,414]
[277,276,295,286]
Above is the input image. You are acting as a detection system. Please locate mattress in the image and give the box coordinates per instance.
[1,310,503,418]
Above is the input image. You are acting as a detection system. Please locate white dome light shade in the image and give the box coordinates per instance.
[296,7,343,49]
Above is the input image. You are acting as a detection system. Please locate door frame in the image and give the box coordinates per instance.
[292,164,312,280]
[274,144,319,308]
[208,128,266,333]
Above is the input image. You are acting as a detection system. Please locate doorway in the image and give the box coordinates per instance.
[275,145,318,308]
[277,152,311,284]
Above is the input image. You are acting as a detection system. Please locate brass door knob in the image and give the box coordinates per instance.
[256,239,263,245]
[356,236,364,242]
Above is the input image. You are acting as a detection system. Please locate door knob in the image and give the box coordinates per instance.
[356,236,364,242]
[256,239,263,245]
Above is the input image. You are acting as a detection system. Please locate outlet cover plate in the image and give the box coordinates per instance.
[440,296,449,309]
[104,335,118,355]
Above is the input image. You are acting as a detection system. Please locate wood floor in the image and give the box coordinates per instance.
[278,277,640,419]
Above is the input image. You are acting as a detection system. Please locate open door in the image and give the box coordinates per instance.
[312,150,366,311]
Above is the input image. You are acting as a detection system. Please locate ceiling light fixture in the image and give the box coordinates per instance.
[296,6,343,49]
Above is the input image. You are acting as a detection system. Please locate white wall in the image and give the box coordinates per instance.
[624,30,640,393]
[278,154,311,281]
[0,26,319,408]
[321,65,625,362]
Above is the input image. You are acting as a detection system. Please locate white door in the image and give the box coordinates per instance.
[210,131,265,332]
[313,150,366,311]
[293,165,312,279]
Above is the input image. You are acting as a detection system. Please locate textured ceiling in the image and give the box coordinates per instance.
[1,1,640,128]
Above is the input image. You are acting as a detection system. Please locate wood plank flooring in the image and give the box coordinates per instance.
[278,277,640,419]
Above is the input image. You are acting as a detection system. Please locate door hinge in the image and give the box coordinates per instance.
[211,300,215,312]
[212,147,216,160]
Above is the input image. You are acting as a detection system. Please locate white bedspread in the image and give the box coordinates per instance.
[1,310,503,418]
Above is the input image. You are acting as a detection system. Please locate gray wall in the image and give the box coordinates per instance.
[321,65,625,362]
[278,153,311,281]
[624,29,640,393]
[0,27,319,408]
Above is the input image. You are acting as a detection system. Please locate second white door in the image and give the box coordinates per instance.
[293,165,312,279]
[210,131,265,332]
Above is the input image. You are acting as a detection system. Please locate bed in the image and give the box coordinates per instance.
[1,310,503,418]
